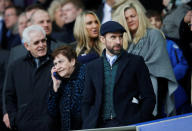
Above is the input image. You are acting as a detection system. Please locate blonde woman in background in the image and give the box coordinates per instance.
[48,0,66,42]
[74,11,104,64]
[48,0,65,29]
[113,0,177,118]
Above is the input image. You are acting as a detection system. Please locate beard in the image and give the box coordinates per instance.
[107,45,122,55]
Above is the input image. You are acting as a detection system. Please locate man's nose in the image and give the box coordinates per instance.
[116,37,121,43]
[39,41,46,47]
[43,22,48,26]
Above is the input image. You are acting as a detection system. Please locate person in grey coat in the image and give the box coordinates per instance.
[162,1,192,42]
[114,0,178,118]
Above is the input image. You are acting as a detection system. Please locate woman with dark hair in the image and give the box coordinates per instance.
[48,45,86,131]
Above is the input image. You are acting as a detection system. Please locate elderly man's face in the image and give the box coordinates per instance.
[32,11,52,35]
[24,30,47,58]
[100,32,123,56]
[4,7,18,29]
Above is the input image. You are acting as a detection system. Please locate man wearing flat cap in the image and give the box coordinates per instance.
[82,21,156,129]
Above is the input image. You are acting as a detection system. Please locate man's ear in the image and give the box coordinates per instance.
[100,36,105,43]
[24,43,30,51]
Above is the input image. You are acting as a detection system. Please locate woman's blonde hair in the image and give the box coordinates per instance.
[113,0,152,49]
[74,11,104,56]
[48,0,61,21]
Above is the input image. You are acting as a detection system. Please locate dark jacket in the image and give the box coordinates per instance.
[57,21,75,43]
[1,29,21,50]
[82,50,156,129]
[179,19,192,66]
[82,0,102,11]
[178,18,192,107]
[48,63,86,131]
[2,36,67,115]
[139,0,164,12]
[0,20,7,48]
[97,3,104,22]
[51,22,66,43]
[0,49,9,117]
[77,48,100,64]
[4,53,58,131]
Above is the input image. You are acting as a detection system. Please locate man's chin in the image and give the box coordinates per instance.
[113,50,121,55]
[38,53,46,57]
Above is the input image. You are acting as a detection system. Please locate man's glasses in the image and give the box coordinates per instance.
[31,38,47,45]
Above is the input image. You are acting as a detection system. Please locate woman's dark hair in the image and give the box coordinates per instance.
[51,45,77,62]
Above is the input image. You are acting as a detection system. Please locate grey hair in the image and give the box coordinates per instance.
[22,24,46,45]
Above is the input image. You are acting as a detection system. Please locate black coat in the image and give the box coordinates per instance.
[0,49,9,117]
[97,3,104,22]
[139,0,164,12]
[2,36,68,116]
[81,0,102,11]
[179,19,192,66]
[82,50,156,129]
[4,53,58,131]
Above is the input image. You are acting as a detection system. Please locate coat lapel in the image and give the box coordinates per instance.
[115,51,130,84]
[96,57,104,91]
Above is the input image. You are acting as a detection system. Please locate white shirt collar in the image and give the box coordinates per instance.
[106,53,117,67]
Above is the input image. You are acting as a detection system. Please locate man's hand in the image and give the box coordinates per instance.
[3,113,11,129]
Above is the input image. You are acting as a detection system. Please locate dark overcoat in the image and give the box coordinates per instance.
[4,53,58,131]
[82,50,156,129]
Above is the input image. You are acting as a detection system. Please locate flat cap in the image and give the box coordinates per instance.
[100,21,126,36]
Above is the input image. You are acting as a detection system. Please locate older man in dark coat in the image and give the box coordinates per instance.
[2,9,67,129]
[4,25,59,131]
[82,21,156,129]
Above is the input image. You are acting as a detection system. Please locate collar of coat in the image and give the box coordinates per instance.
[24,52,51,67]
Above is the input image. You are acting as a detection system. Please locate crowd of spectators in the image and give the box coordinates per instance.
[0,0,192,130]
